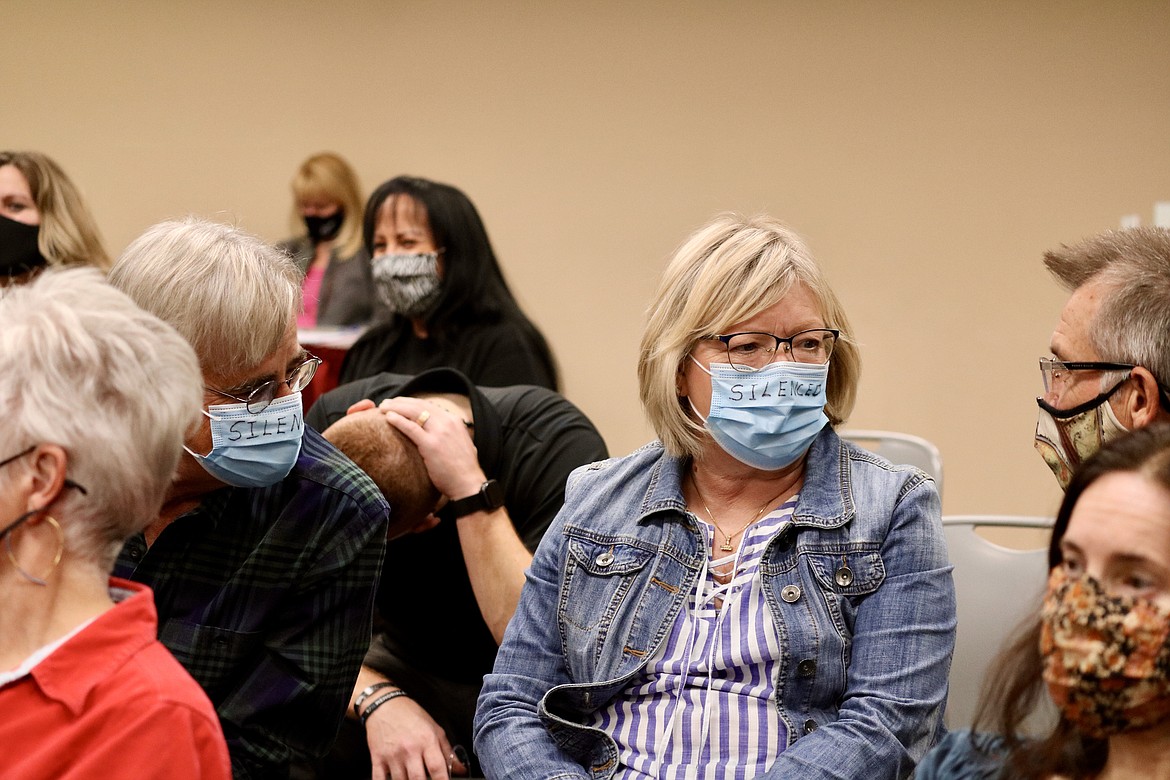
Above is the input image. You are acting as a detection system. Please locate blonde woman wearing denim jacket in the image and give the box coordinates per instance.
[474,214,956,779]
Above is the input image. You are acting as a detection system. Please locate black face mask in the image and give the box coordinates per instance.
[303,211,344,244]
[0,213,48,277]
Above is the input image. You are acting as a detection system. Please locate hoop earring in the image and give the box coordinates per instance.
[5,514,64,586]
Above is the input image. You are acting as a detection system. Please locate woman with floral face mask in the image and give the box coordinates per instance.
[336,176,558,390]
[918,423,1170,780]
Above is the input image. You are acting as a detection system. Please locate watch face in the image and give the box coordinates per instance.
[482,479,504,509]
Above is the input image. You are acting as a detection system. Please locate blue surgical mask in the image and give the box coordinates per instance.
[185,392,305,488]
[689,357,830,470]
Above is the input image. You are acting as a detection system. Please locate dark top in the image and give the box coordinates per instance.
[915,731,1011,779]
[279,236,375,327]
[306,369,607,685]
[337,317,557,390]
[114,427,390,779]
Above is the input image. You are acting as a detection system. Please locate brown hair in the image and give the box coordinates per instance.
[323,409,440,538]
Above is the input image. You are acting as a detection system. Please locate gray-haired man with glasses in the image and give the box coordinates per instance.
[1035,226,1170,489]
[107,217,390,778]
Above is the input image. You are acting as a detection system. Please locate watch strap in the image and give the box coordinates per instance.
[447,479,504,518]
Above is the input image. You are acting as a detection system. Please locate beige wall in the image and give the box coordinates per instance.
[8,1,1170,517]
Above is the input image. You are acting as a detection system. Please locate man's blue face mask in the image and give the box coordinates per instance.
[185,393,305,488]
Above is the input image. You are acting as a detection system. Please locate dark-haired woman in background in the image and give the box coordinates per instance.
[278,152,373,327]
[338,176,558,390]
[917,423,1170,779]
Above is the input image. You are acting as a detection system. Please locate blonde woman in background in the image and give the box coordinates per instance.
[278,151,374,327]
[0,150,111,283]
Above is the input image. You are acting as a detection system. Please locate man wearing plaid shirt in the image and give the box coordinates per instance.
[108,217,390,778]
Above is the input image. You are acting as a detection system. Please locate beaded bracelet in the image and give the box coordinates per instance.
[353,681,395,717]
[360,689,409,726]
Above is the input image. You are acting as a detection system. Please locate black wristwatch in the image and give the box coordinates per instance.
[447,479,505,518]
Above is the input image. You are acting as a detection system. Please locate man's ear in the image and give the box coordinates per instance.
[345,399,377,415]
[1121,367,1166,428]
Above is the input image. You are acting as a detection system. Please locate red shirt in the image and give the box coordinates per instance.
[0,578,231,780]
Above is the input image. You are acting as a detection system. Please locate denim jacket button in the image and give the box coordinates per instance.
[835,566,854,587]
[595,552,615,567]
[797,659,817,678]
[781,584,802,603]
[803,719,818,734]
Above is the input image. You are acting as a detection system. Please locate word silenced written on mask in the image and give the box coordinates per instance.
[726,378,824,403]
[224,410,304,441]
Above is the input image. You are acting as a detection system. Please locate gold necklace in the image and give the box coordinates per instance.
[690,473,789,553]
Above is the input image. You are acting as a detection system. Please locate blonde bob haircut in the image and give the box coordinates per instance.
[638,213,860,459]
[290,152,365,259]
[109,217,301,373]
[0,150,112,271]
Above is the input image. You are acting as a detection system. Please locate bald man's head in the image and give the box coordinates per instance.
[323,409,441,538]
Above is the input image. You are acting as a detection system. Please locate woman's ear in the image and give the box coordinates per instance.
[25,444,68,513]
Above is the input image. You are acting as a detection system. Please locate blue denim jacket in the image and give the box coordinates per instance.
[475,427,955,780]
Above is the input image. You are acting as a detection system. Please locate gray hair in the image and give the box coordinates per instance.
[638,213,860,459]
[108,216,301,373]
[0,268,203,568]
[1044,227,1170,394]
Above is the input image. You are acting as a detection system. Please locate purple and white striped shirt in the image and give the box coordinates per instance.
[587,497,798,779]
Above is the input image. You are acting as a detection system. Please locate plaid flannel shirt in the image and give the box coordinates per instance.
[115,427,389,778]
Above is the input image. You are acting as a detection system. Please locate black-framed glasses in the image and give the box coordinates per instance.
[0,446,88,539]
[206,354,322,414]
[1038,357,1134,395]
[704,328,839,373]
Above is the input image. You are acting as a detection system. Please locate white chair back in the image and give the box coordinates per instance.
[941,515,1055,732]
[839,429,944,496]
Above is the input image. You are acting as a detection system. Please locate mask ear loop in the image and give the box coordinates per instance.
[6,514,64,586]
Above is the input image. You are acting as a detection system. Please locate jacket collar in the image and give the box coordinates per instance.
[636,426,853,530]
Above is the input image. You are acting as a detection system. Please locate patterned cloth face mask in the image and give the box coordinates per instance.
[371,252,442,318]
[1040,567,1170,739]
[1035,381,1129,491]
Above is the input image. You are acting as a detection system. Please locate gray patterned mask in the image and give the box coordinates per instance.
[371,252,442,317]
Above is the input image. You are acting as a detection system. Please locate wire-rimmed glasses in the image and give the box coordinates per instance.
[206,354,322,413]
[704,328,839,373]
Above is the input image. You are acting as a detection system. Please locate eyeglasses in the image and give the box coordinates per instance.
[703,329,839,373]
[1038,357,1134,395]
[206,354,322,414]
